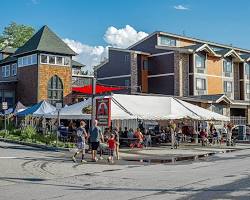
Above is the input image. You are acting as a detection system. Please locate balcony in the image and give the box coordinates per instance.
[230,116,246,125]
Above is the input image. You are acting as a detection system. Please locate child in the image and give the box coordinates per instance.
[107,134,116,164]
[72,121,88,163]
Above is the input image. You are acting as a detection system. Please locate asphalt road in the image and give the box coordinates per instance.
[0,141,250,200]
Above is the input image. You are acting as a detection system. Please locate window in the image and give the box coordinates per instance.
[47,75,63,105]
[40,54,70,66]
[143,60,148,70]
[0,53,3,60]
[223,60,232,73]
[245,63,250,76]
[196,78,206,90]
[246,83,250,94]
[49,55,56,64]
[41,54,48,64]
[2,65,11,77]
[32,54,37,64]
[212,105,223,115]
[224,81,232,93]
[18,54,37,67]
[11,63,17,76]
[159,36,176,46]
[195,54,205,69]
[124,55,129,62]
[56,56,63,65]
[64,57,70,65]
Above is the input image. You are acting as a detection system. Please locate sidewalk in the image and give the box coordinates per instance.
[65,143,250,165]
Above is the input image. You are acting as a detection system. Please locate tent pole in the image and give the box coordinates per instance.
[91,77,96,128]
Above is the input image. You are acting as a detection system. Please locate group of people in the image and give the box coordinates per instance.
[199,123,235,146]
[72,120,119,164]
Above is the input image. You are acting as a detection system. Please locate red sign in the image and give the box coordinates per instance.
[96,98,111,126]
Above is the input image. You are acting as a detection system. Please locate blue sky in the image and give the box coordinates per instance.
[1,0,250,69]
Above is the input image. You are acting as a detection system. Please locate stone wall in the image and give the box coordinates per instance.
[233,62,240,100]
[130,52,138,94]
[174,52,189,96]
[38,64,72,104]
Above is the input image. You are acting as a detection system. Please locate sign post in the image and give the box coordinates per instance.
[56,103,62,147]
[96,98,111,127]
[2,102,8,136]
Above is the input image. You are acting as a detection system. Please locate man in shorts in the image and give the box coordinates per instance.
[72,121,88,163]
[90,120,103,162]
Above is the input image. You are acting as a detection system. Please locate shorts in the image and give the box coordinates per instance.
[77,142,85,150]
[109,149,114,156]
[91,142,100,150]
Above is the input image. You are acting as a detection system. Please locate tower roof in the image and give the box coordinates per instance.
[15,25,76,56]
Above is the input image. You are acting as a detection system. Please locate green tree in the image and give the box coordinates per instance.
[0,22,35,49]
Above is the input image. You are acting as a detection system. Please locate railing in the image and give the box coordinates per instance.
[230,116,246,125]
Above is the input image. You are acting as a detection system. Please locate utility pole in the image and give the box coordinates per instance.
[91,76,96,128]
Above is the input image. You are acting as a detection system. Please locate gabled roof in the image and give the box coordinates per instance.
[240,54,250,62]
[183,94,233,104]
[0,55,17,65]
[15,25,77,56]
[0,47,17,54]
[216,49,243,62]
[184,44,221,57]
[72,60,85,68]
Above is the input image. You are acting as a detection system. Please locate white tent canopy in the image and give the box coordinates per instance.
[111,94,229,121]
[44,94,229,121]
[45,98,136,120]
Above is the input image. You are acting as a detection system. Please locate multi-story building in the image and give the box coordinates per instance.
[0,25,88,107]
[96,31,250,125]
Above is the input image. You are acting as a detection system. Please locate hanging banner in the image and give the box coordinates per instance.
[96,98,111,126]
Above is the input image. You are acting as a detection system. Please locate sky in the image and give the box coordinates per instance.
[1,0,250,71]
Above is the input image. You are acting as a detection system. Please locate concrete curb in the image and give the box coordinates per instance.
[0,137,70,152]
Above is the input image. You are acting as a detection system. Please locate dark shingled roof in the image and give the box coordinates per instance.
[240,54,250,60]
[182,44,204,51]
[0,55,17,65]
[0,47,18,54]
[215,49,231,56]
[187,94,226,102]
[15,25,77,56]
[72,60,85,68]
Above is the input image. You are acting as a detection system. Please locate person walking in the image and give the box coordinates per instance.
[72,121,88,163]
[113,127,120,160]
[227,123,235,146]
[89,120,103,162]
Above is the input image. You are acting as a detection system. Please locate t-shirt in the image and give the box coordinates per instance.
[108,138,116,149]
[76,127,86,143]
[90,126,102,143]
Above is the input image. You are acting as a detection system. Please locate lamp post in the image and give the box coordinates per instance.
[91,76,96,128]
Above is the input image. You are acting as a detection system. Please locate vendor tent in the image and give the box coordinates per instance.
[17,100,56,117]
[45,98,136,120]
[111,94,229,121]
[44,94,229,121]
[13,101,27,114]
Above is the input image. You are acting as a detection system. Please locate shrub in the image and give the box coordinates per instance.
[20,126,37,141]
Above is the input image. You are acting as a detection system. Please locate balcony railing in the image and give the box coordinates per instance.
[230,116,246,125]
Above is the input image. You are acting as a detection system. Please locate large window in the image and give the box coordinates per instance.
[223,60,232,73]
[47,75,63,105]
[2,65,10,77]
[224,81,232,93]
[195,54,205,69]
[159,35,176,46]
[11,63,17,76]
[18,54,37,67]
[245,63,250,77]
[196,78,206,90]
[246,83,250,94]
[40,54,70,66]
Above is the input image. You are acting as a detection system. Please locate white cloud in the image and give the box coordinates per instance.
[63,25,148,72]
[104,25,148,48]
[174,5,189,10]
